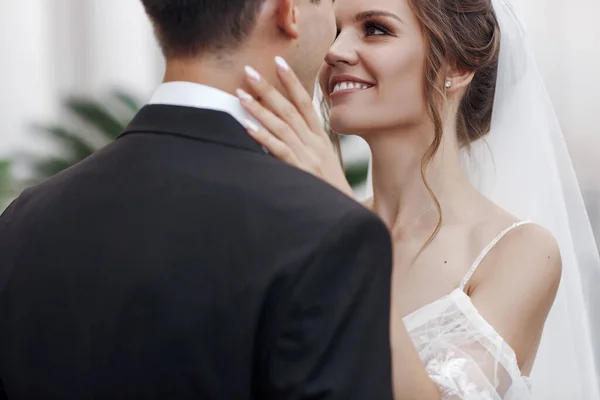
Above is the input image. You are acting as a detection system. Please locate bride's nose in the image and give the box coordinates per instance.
[324,32,359,67]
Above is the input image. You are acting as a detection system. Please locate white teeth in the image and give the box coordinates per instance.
[332,81,372,93]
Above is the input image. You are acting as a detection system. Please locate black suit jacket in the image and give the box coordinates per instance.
[0,105,394,399]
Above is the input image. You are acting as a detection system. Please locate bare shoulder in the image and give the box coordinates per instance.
[468,195,562,293]
[470,222,562,367]
[471,220,562,300]
[494,222,562,286]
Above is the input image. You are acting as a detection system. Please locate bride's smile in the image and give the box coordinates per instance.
[328,74,375,97]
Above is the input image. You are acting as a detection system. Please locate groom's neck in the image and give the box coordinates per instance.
[162,51,274,97]
[162,57,241,97]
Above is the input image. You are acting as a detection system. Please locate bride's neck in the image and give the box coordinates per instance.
[365,122,472,230]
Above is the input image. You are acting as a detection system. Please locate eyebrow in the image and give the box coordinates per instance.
[354,10,404,24]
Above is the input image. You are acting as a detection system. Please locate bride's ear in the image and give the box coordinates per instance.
[444,64,475,92]
[274,0,300,39]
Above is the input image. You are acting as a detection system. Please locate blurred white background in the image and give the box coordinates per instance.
[0,0,599,245]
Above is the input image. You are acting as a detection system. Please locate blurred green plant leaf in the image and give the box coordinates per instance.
[65,97,127,139]
[31,125,99,162]
[18,90,142,185]
[113,89,141,115]
[344,162,369,188]
[0,160,13,210]
[339,135,369,188]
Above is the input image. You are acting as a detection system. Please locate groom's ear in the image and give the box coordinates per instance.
[274,0,300,39]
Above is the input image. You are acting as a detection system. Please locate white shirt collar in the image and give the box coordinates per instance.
[148,81,258,127]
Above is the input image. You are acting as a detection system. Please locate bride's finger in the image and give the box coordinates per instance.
[274,56,325,136]
[243,65,312,145]
[237,88,305,154]
[241,118,300,166]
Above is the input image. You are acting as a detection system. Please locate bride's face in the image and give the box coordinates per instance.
[318,0,428,135]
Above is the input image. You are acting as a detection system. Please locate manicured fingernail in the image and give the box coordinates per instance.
[275,56,289,72]
[236,88,253,102]
[244,66,261,83]
[242,118,259,133]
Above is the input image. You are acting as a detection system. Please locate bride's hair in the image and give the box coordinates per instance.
[417,0,501,147]
[413,0,500,244]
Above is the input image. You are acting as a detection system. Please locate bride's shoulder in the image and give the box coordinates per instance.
[498,222,561,273]
[468,215,561,372]
[472,210,562,295]
[467,198,562,288]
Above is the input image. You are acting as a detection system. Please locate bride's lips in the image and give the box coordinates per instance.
[328,74,375,99]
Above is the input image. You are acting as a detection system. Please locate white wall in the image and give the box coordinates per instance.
[0,0,163,158]
[82,0,163,97]
[0,1,598,230]
[0,0,59,157]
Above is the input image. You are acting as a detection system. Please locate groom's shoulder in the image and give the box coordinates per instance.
[246,157,384,233]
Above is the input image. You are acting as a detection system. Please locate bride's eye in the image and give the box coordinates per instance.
[364,21,390,37]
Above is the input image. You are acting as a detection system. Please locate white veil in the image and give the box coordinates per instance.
[466,0,600,397]
[357,0,600,397]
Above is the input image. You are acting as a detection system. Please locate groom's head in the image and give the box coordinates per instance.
[141,0,335,93]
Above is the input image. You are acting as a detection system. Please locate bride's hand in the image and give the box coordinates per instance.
[237,57,353,198]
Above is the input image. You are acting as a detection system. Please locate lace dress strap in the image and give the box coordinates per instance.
[459,220,533,291]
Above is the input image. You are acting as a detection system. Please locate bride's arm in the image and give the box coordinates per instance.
[467,223,562,373]
[389,293,443,399]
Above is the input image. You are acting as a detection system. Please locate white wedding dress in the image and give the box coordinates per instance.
[403,221,533,399]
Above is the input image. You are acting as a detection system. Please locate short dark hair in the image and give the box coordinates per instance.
[140,0,268,57]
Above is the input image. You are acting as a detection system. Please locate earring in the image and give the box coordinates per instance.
[445,80,452,88]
